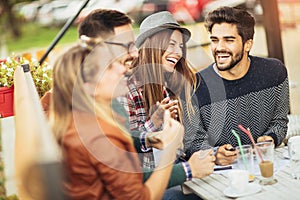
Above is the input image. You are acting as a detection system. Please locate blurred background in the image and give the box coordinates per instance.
[0,0,265,55]
[0,0,299,114]
[0,1,299,198]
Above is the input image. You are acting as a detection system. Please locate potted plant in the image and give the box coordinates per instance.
[0,55,52,118]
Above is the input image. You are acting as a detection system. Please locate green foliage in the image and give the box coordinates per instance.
[30,61,52,97]
[0,56,20,88]
[0,56,52,97]
[0,194,19,200]
[6,22,78,54]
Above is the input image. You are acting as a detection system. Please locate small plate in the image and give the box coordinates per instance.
[223,183,262,198]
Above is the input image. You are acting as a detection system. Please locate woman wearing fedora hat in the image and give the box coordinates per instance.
[119,11,213,200]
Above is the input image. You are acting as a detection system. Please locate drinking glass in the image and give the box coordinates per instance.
[255,141,277,185]
[288,136,300,179]
[236,144,255,182]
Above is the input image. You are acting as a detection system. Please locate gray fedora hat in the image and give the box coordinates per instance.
[135,11,191,48]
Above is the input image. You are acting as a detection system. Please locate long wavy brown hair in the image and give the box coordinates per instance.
[131,29,197,122]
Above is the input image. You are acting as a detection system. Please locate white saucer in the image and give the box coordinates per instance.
[223,183,262,198]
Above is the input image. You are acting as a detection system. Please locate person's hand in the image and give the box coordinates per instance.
[155,110,184,168]
[257,135,274,144]
[146,131,163,149]
[147,110,183,150]
[215,144,237,166]
[188,149,215,178]
[151,97,179,128]
[158,110,183,150]
[166,99,179,120]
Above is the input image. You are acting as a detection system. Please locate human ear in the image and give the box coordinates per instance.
[244,39,253,52]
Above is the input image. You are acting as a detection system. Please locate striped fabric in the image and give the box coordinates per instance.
[183,55,290,159]
[118,78,159,170]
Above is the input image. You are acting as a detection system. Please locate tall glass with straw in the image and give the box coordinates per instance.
[232,130,255,181]
[238,125,277,185]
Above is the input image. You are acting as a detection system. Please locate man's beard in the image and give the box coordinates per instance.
[214,49,244,71]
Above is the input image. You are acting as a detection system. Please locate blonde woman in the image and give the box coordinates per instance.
[49,38,184,199]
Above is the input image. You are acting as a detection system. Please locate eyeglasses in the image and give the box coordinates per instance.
[104,41,136,54]
[79,36,112,83]
[79,35,134,82]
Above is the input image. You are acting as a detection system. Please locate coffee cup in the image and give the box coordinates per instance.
[227,169,249,193]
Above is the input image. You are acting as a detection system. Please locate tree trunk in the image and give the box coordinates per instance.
[0,0,21,38]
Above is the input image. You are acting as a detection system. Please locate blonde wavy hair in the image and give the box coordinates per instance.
[49,43,131,143]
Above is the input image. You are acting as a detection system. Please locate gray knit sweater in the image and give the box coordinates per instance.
[183,55,289,159]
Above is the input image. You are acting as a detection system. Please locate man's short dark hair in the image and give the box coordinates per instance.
[204,6,255,44]
[78,9,133,38]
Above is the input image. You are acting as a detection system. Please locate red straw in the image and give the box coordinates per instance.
[238,124,264,162]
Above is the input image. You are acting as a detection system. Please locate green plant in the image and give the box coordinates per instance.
[6,22,78,54]
[0,55,52,97]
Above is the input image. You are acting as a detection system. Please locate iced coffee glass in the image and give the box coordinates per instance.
[255,141,277,185]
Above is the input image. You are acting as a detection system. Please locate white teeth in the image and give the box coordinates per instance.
[218,55,229,62]
[218,54,229,57]
[217,53,229,57]
[166,57,178,64]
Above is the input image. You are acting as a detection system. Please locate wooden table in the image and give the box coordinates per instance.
[183,147,300,199]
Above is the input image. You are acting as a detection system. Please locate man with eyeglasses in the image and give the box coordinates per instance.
[41,9,211,200]
[41,9,138,111]
[78,9,138,70]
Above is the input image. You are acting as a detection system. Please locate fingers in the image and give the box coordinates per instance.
[164,100,179,110]
[161,96,171,104]
[170,111,178,120]
[222,144,237,156]
[163,109,171,127]
[198,150,216,162]
[156,98,179,120]
[162,110,183,147]
[164,100,179,119]
[189,150,215,178]
[198,149,213,159]
[215,145,237,165]
[160,97,179,109]
[257,135,274,144]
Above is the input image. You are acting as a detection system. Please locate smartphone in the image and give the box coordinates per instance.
[227,147,236,151]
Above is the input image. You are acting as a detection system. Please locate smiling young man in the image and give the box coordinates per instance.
[184,6,290,166]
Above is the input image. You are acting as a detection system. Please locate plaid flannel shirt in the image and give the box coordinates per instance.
[118,78,192,179]
[118,78,158,170]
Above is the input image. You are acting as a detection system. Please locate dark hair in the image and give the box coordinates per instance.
[204,6,255,43]
[78,9,133,38]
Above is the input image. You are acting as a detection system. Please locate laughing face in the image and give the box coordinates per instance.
[210,23,248,72]
[110,24,138,70]
[162,30,184,72]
